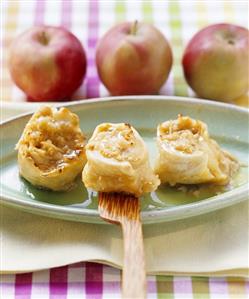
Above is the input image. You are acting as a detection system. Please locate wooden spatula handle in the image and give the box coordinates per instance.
[121,218,146,299]
[98,193,147,298]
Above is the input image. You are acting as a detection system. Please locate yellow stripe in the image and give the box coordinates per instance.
[156,276,174,299]
[115,1,126,23]
[2,1,19,102]
[142,0,153,23]
[196,1,209,30]
[223,1,249,108]
[227,278,248,299]
[192,277,210,299]
[5,2,19,32]
[168,1,188,96]
[223,1,235,23]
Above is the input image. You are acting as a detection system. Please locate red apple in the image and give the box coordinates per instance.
[182,23,249,102]
[96,21,173,95]
[8,26,87,102]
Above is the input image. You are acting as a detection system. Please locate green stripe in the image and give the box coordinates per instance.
[168,1,188,96]
[169,2,181,37]
[192,277,210,299]
[156,276,174,299]
[142,0,153,23]
[115,1,126,22]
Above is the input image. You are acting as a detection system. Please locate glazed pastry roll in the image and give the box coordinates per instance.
[155,115,239,186]
[16,106,86,191]
[82,123,160,197]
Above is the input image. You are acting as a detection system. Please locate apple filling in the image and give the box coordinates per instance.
[16,106,86,191]
[159,116,207,154]
[87,123,140,162]
[155,115,239,186]
[82,123,160,197]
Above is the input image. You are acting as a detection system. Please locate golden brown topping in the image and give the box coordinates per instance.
[158,115,208,154]
[87,123,138,162]
[156,115,239,186]
[17,106,86,172]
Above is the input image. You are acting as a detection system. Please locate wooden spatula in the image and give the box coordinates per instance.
[98,192,147,299]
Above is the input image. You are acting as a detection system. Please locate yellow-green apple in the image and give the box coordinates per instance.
[182,23,249,102]
[8,26,87,101]
[96,21,173,95]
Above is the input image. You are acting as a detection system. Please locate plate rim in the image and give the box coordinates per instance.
[1,183,248,225]
[1,95,248,125]
[1,95,248,224]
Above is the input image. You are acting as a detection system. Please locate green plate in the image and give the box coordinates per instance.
[0,96,248,224]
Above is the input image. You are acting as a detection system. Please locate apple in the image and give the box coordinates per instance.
[8,26,87,102]
[182,23,249,102]
[96,21,173,95]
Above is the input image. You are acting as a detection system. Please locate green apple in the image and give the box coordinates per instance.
[182,23,249,102]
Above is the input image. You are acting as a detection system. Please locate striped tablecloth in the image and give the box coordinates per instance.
[1,1,249,298]
[2,262,249,299]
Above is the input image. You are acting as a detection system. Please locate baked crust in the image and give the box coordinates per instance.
[16,106,86,191]
[155,115,239,186]
[82,123,160,197]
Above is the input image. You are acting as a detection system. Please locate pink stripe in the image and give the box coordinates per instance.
[34,0,45,26]
[49,266,68,299]
[86,0,100,98]
[85,262,103,298]
[147,277,157,294]
[246,280,249,294]
[61,0,72,29]
[15,273,32,299]
[173,276,193,294]
[209,277,229,295]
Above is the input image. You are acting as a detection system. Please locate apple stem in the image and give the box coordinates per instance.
[40,31,48,45]
[130,20,138,35]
